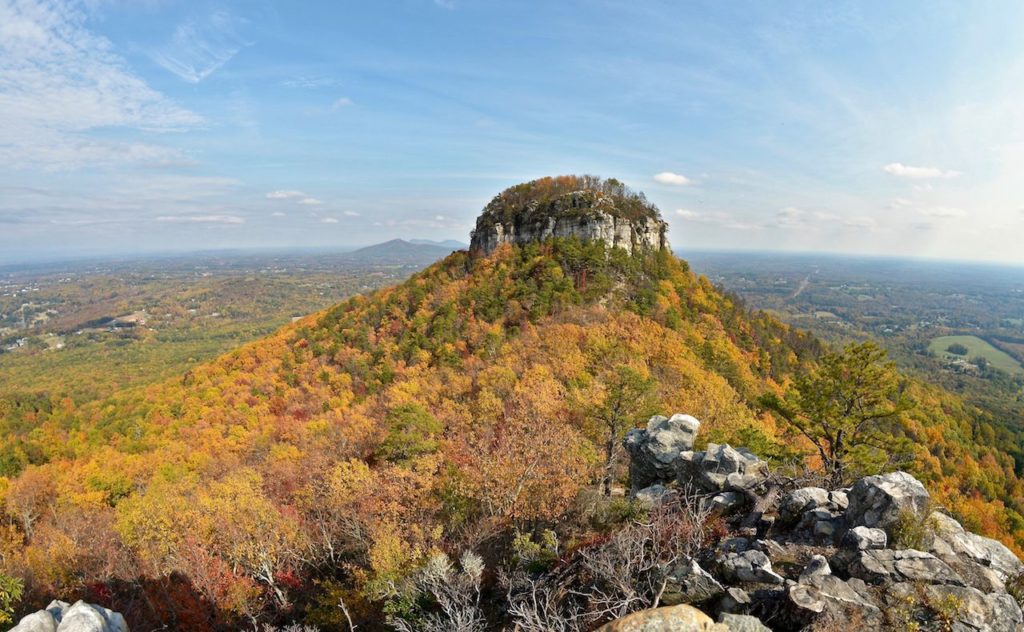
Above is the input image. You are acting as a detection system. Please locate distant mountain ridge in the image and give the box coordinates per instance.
[343,238,456,264]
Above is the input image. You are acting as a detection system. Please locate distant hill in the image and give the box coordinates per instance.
[343,238,455,264]
[409,238,468,249]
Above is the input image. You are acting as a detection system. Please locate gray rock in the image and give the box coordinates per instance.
[923,584,1023,632]
[799,555,832,582]
[829,490,849,511]
[710,491,744,513]
[662,559,725,606]
[788,574,882,623]
[625,414,700,491]
[717,613,770,632]
[678,443,768,494]
[720,550,784,585]
[717,587,751,614]
[10,600,129,632]
[779,487,830,523]
[842,526,888,551]
[634,484,672,506]
[9,611,58,632]
[846,471,930,536]
[847,548,964,586]
[928,511,1024,581]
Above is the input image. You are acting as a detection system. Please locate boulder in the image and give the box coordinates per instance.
[596,604,727,631]
[716,587,751,614]
[923,584,1023,632]
[779,487,830,523]
[678,444,768,494]
[846,548,964,586]
[799,555,831,582]
[10,601,129,632]
[841,526,887,551]
[662,559,725,606]
[845,471,930,536]
[9,611,58,632]
[787,574,881,625]
[928,511,1024,581]
[717,613,770,632]
[625,414,700,491]
[719,550,784,585]
[710,492,744,514]
[634,484,673,506]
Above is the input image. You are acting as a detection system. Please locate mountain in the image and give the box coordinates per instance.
[343,238,455,265]
[408,238,468,249]
[1,176,1023,630]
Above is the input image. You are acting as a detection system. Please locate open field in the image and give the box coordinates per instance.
[928,335,1024,375]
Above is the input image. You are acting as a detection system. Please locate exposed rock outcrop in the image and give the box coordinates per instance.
[602,412,1024,631]
[469,176,670,255]
[10,600,129,632]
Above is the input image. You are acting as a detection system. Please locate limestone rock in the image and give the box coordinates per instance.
[596,604,726,631]
[846,471,930,535]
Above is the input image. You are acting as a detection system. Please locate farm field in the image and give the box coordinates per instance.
[928,335,1024,375]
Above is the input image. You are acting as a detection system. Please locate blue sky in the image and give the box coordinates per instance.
[2,0,1024,263]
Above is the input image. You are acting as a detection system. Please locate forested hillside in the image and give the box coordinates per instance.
[2,179,1023,630]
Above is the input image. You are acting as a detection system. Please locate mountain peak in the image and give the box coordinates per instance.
[469,175,670,254]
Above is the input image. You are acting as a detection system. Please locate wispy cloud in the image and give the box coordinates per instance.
[156,214,244,224]
[0,0,201,169]
[654,171,692,186]
[883,163,961,179]
[332,97,354,108]
[266,190,306,199]
[151,10,247,83]
[918,206,968,218]
[299,197,323,206]
[271,211,286,217]
[343,210,361,217]
[321,217,339,224]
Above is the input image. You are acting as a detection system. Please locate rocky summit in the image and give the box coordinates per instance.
[611,413,1024,631]
[469,175,670,254]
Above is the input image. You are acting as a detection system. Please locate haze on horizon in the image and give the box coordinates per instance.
[3,0,1024,265]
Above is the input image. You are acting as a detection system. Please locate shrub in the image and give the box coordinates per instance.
[890,506,933,549]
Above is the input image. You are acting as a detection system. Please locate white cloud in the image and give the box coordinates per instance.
[888,197,913,209]
[675,208,699,218]
[265,190,305,199]
[299,197,323,206]
[434,215,445,221]
[271,211,286,217]
[156,214,244,224]
[918,206,968,218]
[843,216,877,229]
[151,10,247,83]
[321,217,339,224]
[775,206,805,226]
[343,210,360,217]
[883,163,961,179]
[0,0,202,169]
[654,171,692,186]
[332,97,353,108]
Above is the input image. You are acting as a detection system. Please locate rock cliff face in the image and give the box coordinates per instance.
[609,413,1024,631]
[469,176,670,255]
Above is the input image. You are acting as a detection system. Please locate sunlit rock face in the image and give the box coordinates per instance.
[469,176,670,255]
